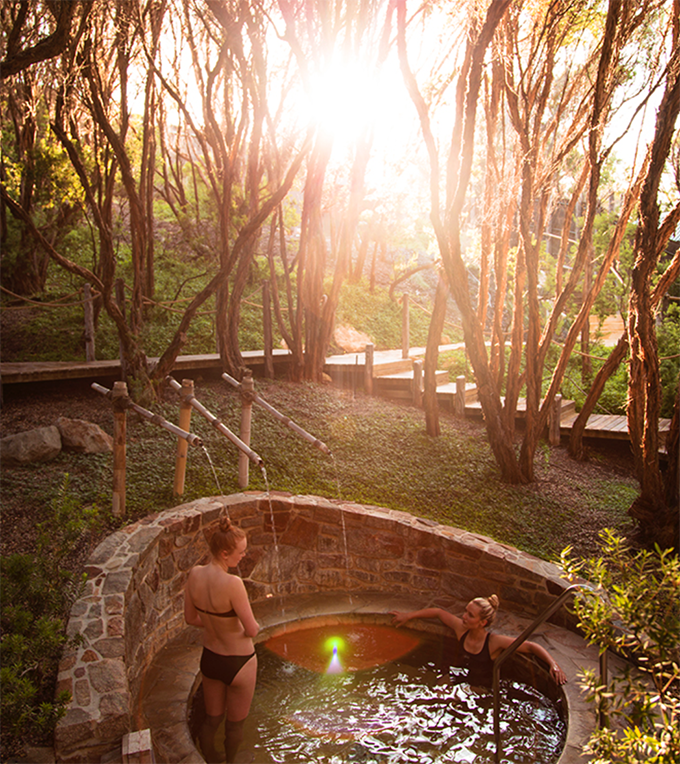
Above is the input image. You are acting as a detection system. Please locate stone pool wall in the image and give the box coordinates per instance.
[55,492,576,763]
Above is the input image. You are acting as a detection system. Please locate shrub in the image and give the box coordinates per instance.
[0,476,101,759]
[561,530,680,763]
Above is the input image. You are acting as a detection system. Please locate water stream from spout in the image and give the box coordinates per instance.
[260,464,285,617]
[201,445,223,496]
[331,454,352,605]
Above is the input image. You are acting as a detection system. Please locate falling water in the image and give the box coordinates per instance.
[331,453,343,502]
[260,464,285,617]
[201,445,223,496]
[331,455,353,605]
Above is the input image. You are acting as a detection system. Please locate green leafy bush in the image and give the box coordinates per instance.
[561,530,680,763]
[0,476,101,759]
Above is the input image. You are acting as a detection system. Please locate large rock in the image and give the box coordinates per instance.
[57,417,113,454]
[0,425,62,465]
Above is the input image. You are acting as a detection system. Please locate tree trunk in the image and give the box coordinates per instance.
[423,275,449,437]
[625,28,680,547]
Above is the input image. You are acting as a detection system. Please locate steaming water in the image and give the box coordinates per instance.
[240,625,565,763]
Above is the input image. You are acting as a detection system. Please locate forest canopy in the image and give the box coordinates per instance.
[1,0,678,546]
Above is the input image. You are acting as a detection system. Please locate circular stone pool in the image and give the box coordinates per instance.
[190,618,567,763]
[55,493,599,764]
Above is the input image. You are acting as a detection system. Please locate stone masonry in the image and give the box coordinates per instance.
[55,492,578,763]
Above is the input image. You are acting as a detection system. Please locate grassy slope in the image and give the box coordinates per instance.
[1,379,638,564]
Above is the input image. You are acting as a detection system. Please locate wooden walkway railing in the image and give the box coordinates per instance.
[1,345,671,449]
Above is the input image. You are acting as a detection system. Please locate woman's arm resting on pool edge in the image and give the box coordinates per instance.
[391,608,463,636]
[491,634,567,685]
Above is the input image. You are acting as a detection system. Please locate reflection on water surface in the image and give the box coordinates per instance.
[240,624,566,763]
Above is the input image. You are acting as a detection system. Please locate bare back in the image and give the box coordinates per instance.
[185,562,258,656]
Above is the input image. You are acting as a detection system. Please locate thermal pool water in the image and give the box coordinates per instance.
[192,622,566,763]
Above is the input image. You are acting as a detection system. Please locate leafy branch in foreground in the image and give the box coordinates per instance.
[0,475,102,759]
[561,529,680,763]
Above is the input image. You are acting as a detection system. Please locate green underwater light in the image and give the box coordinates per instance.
[324,636,345,674]
[324,636,346,654]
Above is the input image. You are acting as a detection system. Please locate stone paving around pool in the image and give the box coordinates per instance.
[55,492,609,763]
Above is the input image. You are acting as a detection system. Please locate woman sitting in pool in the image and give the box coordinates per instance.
[391,595,567,687]
[185,515,259,763]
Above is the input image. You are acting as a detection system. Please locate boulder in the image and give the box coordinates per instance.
[0,425,62,465]
[334,324,372,353]
[57,417,113,454]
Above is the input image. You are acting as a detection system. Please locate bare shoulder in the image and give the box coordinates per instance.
[487,632,515,657]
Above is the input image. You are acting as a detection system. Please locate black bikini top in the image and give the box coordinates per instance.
[194,605,237,618]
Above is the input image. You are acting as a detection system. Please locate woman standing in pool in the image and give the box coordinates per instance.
[391,595,567,687]
[185,515,259,764]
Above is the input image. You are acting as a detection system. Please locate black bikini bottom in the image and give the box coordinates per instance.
[200,647,256,685]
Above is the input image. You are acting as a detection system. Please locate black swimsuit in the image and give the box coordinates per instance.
[200,646,256,684]
[461,631,494,686]
[195,605,256,684]
[195,605,238,618]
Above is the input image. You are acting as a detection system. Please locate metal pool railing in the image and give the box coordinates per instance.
[492,583,602,764]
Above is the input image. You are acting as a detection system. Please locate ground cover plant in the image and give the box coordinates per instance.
[0,374,646,758]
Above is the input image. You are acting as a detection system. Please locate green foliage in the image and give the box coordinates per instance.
[561,530,680,763]
[592,213,636,323]
[559,344,630,415]
[658,305,680,419]
[438,348,470,381]
[335,281,430,349]
[0,477,101,759]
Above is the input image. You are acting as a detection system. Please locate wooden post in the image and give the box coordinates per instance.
[262,280,274,379]
[83,283,95,362]
[115,278,127,380]
[364,343,374,395]
[111,381,127,517]
[173,379,194,497]
[122,729,155,764]
[455,375,466,418]
[413,359,423,407]
[549,394,563,445]
[239,370,255,489]
[401,293,410,359]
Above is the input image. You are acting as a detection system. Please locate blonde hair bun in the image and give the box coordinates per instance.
[488,594,499,610]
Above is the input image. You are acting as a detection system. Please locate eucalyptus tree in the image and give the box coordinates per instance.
[261,0,390,381]
[397,0,675,489]
[147,0,314,381]
[0,0,91,80]
[0,0,94,294]
[626,42,680,549]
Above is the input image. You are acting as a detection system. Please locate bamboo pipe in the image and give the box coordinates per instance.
[111,381,127,517]
[91,383,203,446]
[221,372,332,456]
[239,371,254,489]
[165,377,263,466]
[173,379,194,496]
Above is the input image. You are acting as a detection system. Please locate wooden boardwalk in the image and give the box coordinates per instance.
[1,345,671,448]
[0,349,294,385]
[325,346,671,449]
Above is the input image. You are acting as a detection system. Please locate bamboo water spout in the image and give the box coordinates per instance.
[165,376,263,466]
[222,372,332,456]
[91,383,203,446]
